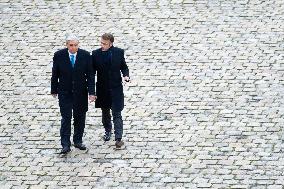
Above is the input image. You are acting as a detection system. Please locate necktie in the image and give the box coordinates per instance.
[70,54,75,67]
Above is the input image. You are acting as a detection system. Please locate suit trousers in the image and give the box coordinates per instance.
[101,108,123,140]
[59,94,86,147]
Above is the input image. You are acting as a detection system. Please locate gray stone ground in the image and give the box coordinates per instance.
[0,0,284,188]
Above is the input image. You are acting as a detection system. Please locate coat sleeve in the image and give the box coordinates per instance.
[91,50,97,74]
[120,49,129,77]
[91,51,97,95]
[87,52,95,95]
[51,52,59,94]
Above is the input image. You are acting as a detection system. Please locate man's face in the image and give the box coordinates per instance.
[101,38,112,51]
[66,40,79,54]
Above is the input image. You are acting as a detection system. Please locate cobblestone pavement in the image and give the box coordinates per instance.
[0,0,284,188]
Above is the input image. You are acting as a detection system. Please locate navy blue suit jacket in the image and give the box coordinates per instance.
[51,48,95,113]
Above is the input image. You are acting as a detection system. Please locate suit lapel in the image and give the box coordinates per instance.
[74,49,80,68]
[63,49,73,70]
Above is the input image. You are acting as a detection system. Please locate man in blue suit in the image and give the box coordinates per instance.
[51,34,96,154]
[92,33,130,148]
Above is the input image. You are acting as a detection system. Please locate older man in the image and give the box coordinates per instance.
[51,34,96,154]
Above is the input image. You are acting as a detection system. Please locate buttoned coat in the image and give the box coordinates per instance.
[91,46,129,112]
[51,48,95,113]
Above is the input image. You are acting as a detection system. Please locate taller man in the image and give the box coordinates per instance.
[51,34,96,154]
[91,33,130,148]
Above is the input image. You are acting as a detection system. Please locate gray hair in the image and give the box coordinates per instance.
[65,33,79,42]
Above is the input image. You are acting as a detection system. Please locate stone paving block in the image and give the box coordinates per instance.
[1,0,284,188]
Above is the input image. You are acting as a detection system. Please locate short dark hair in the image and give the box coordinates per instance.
[101,33,114,43]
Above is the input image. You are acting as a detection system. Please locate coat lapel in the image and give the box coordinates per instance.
[109,47,113,66]
[96,49,104,67]
[74,49,80,68]
[63,49,73,70]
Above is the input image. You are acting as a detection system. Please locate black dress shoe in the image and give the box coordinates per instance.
[74,143,87,150]
[115,139,124,148]
[103,132,112,141]
[60,147,71,154]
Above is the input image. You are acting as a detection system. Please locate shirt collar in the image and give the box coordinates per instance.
[68,51,77,57]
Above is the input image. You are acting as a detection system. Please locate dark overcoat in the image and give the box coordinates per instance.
[91,46,129,112]
[51,48,95,113]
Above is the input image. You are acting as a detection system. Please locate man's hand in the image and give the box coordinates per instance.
[51,94,57,98]
[89,95,97,102]
[123,76,130,83]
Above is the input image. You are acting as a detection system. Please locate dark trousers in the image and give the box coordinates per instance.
[101,108,123,140]
[59,94,86,148]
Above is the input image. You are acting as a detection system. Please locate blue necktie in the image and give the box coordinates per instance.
[70,54,75,67]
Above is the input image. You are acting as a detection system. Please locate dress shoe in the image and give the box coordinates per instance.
[115,139,124,148]
[60,147,71,154]
[103,132,112,141]
[74,143,87,150]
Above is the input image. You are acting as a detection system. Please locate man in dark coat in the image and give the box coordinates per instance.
[91,33,130,148]
[51,34,96,154]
